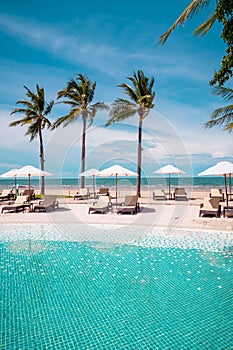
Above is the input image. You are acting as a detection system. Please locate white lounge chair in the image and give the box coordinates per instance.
[88,196,111,214]
[33,195,59,212]
[153,189,166,200]
[74,188,90,200]
[21,189,35,200]
[0,189,15,201]
[174,188,187,201]
[97,188,110,196]
[199,197,221,217]
[117,195,139,215]
[210,188,224,201]
[1,195,30,213]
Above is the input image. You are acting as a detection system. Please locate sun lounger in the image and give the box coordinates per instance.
[0,189,15,201]
[199,197,221,217]
[74,188,90,200]
[117,195,139,215]
[97,187,110,196]
[21,189,35,200]
[1,195,31,213]
[153,189,167,200]
[88,196,111,214]
[33,195,59,212]
[174,188,187,201]
[210,188,224,201]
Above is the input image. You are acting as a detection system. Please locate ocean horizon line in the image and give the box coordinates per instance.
[0,175,230,189]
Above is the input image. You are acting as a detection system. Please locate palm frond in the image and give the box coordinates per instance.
[9,116,36,127]
[205,105,233,128]
[211,104,233,120]
[42,117,52,129]
[194,11,218,36]
[56,100,80,108]
[23,85,34,98]
[212,86,233,101]
[11,100,34,111]
[224,122,233,132]
[118,83,138,102]
[89,102,109,111]
[159,0,210,44]
[11,107,29,115]
[52,108,82,129]
[87,103,109,128]
[57,88,70,99]
[44,101,55,115]
[106,100,137,126]
[9,119,24,127]
[149,76,155,93]
[25,121,39,141]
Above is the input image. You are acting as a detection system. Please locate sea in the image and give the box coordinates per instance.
[0,176,231,191]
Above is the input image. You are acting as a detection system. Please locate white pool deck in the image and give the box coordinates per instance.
[0,196,232,229]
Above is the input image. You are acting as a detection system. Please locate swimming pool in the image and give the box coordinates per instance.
[1,225,232,349]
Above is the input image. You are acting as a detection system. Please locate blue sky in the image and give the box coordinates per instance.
[0,0,232,178]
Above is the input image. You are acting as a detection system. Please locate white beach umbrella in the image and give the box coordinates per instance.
[0,168,19,188]
[79,168,99,194]
[153,164,186,199]
[16,165,52,192]
[97,164,138,202]
[198,161,233,205]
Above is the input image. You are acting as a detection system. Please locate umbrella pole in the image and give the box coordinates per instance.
[168,174,171,199]
[224,174,228,206]
[116,174,118,204]
[28,174,31,192]
[92,175,95,197]
[229,174,232,196]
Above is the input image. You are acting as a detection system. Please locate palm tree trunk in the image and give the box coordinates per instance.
[136,118,143,198]
[39,125,45,195]
[81,111,87,188]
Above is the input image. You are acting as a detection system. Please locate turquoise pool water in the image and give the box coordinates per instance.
[1,239,232,349]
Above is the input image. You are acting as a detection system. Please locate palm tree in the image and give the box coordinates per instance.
[106,70,155,197]
[205,86,233,131]
[53,73,109,188]
[10,85,54,195]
